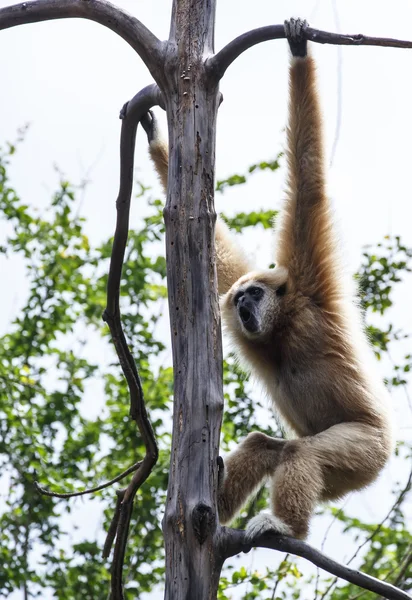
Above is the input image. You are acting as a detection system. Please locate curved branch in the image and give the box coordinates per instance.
[219,528,412,600]
[102,83,162,600]
[0,0,165,79]
[34,460,142,498]
[208,24,412,79]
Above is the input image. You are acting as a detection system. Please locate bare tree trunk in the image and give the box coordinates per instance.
[159,1,224,598]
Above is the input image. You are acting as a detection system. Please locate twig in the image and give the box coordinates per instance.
[314,498,351,600]
[347,466,412,565]
[208,25,412,79]
[0,0,165,80]
[34,461,142,498]
[271,553,290,600]
[220,528,412,600]
[102,83,162,600]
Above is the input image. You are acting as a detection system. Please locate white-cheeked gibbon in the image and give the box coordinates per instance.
[141,18,393,541]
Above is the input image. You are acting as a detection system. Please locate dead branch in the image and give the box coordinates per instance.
[102,83,162,600]
[208,24,412,79]
[219,528,412,600]
[0,0,164,79]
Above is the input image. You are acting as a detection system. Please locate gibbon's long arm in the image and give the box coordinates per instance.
[275,33,340,309]
[140,112,253,294]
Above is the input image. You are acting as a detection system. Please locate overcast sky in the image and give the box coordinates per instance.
[1,0,412,598]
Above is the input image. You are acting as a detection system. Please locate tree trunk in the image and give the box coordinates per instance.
[160,1,224,598]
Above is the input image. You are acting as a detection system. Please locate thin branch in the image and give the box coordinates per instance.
[271,553,290,600]
[219,528,412,600]
[347,465,412,564]
[103,490,125,560]
[0,0,165,80]
[102,83,162,600]
[208,25,412,79]
[314,498,351,600]
[34,460,142,498]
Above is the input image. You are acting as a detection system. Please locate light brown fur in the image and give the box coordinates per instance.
[142,43,393,540]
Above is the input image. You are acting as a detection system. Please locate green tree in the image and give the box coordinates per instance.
[1,141,411,599]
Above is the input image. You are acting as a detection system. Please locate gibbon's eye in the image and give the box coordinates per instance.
[276,283,287,297]
[247,286,264,300]
[234,290,244,306]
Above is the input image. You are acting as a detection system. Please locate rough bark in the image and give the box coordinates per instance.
[158,1,224,599]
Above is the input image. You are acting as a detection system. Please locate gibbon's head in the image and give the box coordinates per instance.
[221,267,289,341]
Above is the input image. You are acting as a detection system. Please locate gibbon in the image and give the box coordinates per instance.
[141,18,393,541]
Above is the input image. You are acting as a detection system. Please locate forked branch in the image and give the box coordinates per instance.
[0,0,164,79]
[220,528,412,600]
[209,24,412,78]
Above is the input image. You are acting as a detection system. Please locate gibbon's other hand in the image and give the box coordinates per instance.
[284,18,308,57]
[140,110,156,144]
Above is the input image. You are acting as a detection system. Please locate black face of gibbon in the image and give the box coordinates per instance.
[233,286,264,333]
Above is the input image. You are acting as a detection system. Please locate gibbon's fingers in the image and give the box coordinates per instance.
[284,18,308,57]
[140,110,155,143]
[141,110,169,194]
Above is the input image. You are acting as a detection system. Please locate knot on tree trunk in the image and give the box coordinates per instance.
[192,503,216,545]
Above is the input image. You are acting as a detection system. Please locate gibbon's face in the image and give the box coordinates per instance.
[222,268,289,341]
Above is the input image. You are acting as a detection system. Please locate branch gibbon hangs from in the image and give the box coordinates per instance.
[140,18,393,540]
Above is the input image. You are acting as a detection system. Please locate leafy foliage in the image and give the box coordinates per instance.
[1,145,411,600]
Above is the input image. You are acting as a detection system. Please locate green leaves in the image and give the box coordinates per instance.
[1,138,412,600]
[357,236,412,314]
[216,153,283,193]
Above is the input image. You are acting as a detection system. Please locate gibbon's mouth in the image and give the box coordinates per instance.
[239,306,251,324]
[238,305,259,333]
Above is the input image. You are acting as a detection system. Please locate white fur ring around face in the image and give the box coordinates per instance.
[245,513,293,542]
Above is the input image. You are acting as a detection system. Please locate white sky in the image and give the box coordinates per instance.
[1,0,412,599]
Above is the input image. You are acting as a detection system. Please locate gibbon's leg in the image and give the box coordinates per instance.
[246,422,390,540]
[218,432,286,524]
[140,111,253,293]
[275,19,341,309]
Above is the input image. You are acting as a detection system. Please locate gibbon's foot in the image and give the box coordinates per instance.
[245,513,293,542]
[284,18,308,57]
[140,110,156,143]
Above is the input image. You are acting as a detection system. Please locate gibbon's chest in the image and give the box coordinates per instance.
[269,364,350,437]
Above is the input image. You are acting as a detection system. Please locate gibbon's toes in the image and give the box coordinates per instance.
[284,18,308,57]
[140,110,155,143]
[245,513,293,542]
